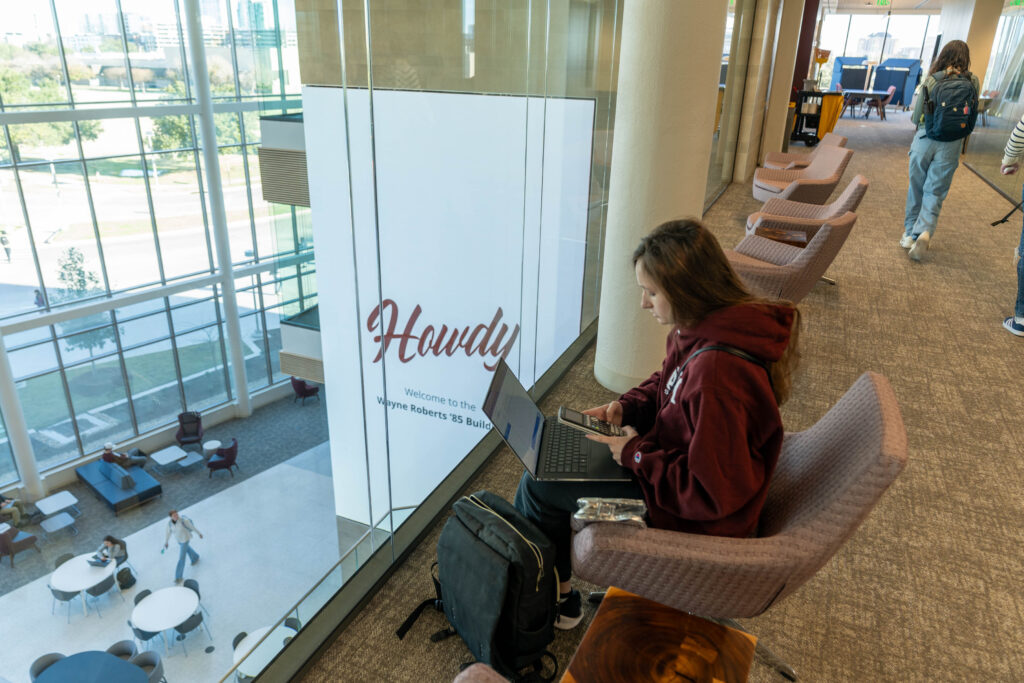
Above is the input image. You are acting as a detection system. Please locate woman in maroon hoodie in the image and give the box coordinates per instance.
[514,218,800,629]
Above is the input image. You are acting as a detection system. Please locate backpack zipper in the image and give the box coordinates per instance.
[466,495,545,591]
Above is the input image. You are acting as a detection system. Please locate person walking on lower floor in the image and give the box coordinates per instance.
[999,112,1024,337]
[902,40,979,262]
[164,509,203,583]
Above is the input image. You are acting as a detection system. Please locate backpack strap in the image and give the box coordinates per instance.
[513,650,559,683]
[682,344,773,393]
[396,562,444,640]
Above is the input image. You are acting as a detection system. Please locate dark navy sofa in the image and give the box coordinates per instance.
[76,457,162,515]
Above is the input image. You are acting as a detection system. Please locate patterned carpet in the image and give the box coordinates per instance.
[299,110,1024,683]
[0,388,329,596]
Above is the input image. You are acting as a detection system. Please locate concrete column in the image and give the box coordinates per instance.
[734,0,782,181]
[184,0,251,417]
[761,0,807,159]
[593,1,728,393]
[0,332,44,499]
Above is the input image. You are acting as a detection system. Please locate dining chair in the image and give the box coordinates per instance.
[130,650,167,683]
[28,653,65,682]
[183,578,211,619]
[54,553,74,569]
[129,618,166,653]
[174,611,213,657]
[49,584,79,624]
[284,616,301,631]
[134,588,152,605]
[105,639,138,661]
[85,573,123,617]
[232,631,249,650]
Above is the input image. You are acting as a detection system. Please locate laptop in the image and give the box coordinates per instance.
[87,555,109,567]
[482,358,631,482]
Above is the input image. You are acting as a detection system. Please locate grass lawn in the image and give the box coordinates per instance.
[20,340,227,428]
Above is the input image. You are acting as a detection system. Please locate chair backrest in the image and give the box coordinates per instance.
[757,372,907,604]
[54,553,74,569]
[177,411,202,436]
[106,639,138,660]
[49,584,78,602]
[233,631,249,650]
[824,174,869,217]
[819,132,847,147]
[777,212,857,302]
[290,376,305,393]
[183,578,201,599]
[129,619,160,641]
[87,573,116,597]
[29,652,65,681]
[218,438,238,463]
[130,650,164,683]
[284,616,301,631]
[0,525,16,551]
[134,588,152,605]
[175,610,203,634]
[801,145,853,181]
[883,84,897,102]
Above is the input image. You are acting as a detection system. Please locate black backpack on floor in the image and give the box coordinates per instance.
[117,567,135,590]
[397,490,559,681]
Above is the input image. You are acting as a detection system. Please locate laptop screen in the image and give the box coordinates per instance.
[482,359,544,474]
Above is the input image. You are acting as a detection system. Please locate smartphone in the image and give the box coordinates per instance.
[557,406,624,437]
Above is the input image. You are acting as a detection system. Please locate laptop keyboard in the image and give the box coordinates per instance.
[543,420,588,474]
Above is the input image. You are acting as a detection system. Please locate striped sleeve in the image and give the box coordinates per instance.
[1003,113,1024,165]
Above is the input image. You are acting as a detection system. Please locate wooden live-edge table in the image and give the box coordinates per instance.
[561,586,757,683]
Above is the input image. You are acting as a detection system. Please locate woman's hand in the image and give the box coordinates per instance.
[1001,163,1019,176]
[583,401,623,426]
[587,426,638,465]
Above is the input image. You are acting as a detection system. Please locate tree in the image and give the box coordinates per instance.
[55,247,115,361]
[149,81,245,155]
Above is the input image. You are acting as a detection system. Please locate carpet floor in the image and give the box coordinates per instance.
[300,110,1024,682]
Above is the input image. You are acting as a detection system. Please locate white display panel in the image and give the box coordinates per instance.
[304,86,595,524]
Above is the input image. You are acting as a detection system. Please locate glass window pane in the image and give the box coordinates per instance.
[124,339,182,434]
[120,0,189,104]
[65,355,134,453]
[882,16,929,62]
[21,163,106,304]
[149,156,213,279]
[86,156,164,291]
[6,122,79,164]
[119,311,171,348]
[0,412,17,487]
[247,145,296,259]
[171,297,218,333]
[219,150,256,263]
[239,313,269,389]
[141,116,195,154]
[54,0,134,106]
[264,305,284,383]
[177,325,229,411]
[9,340,60,380]
[846,15,889,61]
[115,297,167,320]
[58,322,120,366]
[0,169,42,319]
[4,326,53,350]
[0,8,69,108]
[18,371,79,471]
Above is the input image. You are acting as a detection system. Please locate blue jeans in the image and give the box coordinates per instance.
[905,130,961,238]
[1016,185,1024,319]
[176,541,199,580]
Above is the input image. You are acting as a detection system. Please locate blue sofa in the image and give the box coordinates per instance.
[76,458,162,515]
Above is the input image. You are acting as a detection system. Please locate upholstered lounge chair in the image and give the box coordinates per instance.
[0,523,40,567]
[571,372,908,681]
[290,377,321,404]
[208,438,239,478]
[752,146,853,204]
[746,175,869,246]
[726,212,857,304]
[176,411,204,451]
[762,132,848,169]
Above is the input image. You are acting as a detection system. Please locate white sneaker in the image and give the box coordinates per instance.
[900,234,915,249]
[908,231,930,261]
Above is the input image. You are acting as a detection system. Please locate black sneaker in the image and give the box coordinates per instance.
[555,589,583,630]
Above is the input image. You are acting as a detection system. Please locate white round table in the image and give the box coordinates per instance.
[51,554,116,616]
[232,624,298,678]
[202,440,222,457]
[131,586,199,634]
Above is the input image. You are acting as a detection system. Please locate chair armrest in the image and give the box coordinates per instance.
[754,167,800,183]
[572,524,795,619]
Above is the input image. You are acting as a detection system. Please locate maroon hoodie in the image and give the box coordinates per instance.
[618,302,794,537]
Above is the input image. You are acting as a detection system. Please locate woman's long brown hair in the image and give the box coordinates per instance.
[632,218,801,404]
[929,39,970,76]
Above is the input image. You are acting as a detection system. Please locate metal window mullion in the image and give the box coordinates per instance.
[174,0,195,102]
[226,0,245,99]
[272,0,288,98]
[130,121,169,284]
[115,0,141,108]
[212,285,233,400]
[48,0,75,106]
[50,325,86,459]
[109,309,139,435]
[163,298,188,410]
[227,0,262,263]
[0,117,50,309]
[255,273,273,386]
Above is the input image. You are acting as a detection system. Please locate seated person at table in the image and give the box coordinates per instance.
[0,492,25,527]
[95,535,128,565]
[101,442,147,469]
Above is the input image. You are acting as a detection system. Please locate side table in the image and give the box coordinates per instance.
[202,440,222,458]
[40,511,78,539]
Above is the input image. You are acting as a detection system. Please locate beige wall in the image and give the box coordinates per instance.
[939,0,1003,87]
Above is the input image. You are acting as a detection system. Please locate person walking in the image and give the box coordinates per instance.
[999,112,1024,337]
[164,509,203,583]
[902,40,979,262]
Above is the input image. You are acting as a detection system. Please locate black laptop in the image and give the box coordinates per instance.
[482,359,630,482]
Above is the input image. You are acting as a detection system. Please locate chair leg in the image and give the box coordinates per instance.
[717,618,798,681]
[586,591,606,605]
[820,275,836,285]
